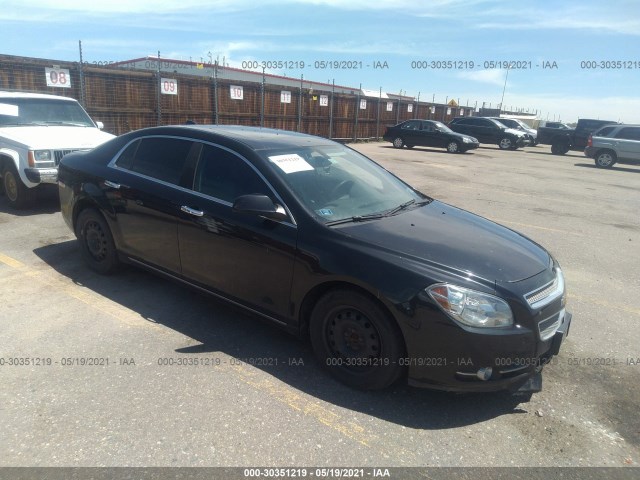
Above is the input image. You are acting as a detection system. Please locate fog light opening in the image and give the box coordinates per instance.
[477,367,493,381]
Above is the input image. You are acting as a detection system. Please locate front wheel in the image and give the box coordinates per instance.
[392,137,404,149]
[595,150,616,168]
[75,208,120,275]
[498,137,513,150]
[3,165,34,209]
[446,141,460,153]
[310,289,405,390]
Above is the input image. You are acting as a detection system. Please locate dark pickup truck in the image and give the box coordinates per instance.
[538,118,618,155]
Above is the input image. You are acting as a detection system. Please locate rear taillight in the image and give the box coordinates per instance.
[587,134,593,147]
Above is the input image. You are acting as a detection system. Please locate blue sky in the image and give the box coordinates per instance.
[2,0,639,122]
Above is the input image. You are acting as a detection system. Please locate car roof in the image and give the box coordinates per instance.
[131,125,337,151]
[0,91,78,102]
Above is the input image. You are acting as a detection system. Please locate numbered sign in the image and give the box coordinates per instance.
[160,78,178,95]
[447,107,452,115]
[430,106,435,114]
[386,102,393,112]
[230,85,244,100]
[280,91,292,104]
[407,104,413,113]
[45,67,71,88]
[319,95,328,107]
[460,109,465,116]
[359,99,367,110]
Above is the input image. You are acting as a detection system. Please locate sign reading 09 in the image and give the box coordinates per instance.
[161,78,178,95]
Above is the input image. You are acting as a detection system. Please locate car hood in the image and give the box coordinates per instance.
[504,127,526,137]
[337,201,549,283]
[0,126,115,150]
[450,131,478,142]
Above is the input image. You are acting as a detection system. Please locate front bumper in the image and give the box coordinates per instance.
[24,167,58,185]
[405,302,572,393]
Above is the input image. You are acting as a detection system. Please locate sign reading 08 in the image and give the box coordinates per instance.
[45,67,71,88]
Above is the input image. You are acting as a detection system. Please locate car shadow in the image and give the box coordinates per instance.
[34,240,532,430]
[574,162,640,173]
[379,145,475,154]
[0,185,60,216]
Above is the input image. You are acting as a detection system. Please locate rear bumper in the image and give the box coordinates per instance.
[584,146,596,158]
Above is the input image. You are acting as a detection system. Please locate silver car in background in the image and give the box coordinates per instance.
[584,124,640,168]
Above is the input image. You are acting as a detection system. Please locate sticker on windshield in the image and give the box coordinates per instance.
[269,154,314,174]
[0,103,19,117]
[317,208,333,216]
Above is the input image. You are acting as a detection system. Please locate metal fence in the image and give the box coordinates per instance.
[0,53,533,139]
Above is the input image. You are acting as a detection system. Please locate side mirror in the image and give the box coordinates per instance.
[232,194,288,222]
[96,121,105,130]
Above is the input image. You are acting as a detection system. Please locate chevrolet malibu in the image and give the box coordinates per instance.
[58,126,571,394]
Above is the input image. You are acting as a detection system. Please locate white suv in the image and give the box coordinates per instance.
[0,91,115,208]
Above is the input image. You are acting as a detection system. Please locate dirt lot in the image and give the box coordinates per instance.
[0,143,639,469]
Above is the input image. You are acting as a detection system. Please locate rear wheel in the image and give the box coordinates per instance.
[3,164,34,209]
[310,289,405,390]
[75,208,120,274]
[446,141,460,153]
[392,137,404,149]
[551,141,569,155]
[595,150,616,168]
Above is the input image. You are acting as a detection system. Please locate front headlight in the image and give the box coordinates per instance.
[29,150,55,168]
[427,284,513,328]
[462,137,471,143]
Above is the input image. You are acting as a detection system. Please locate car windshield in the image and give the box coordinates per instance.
[0,98,95,127]
[261,144,426,224]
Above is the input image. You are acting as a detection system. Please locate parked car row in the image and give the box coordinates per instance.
[383,116,537,153]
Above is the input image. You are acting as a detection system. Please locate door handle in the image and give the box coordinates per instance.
[181,206,204,217]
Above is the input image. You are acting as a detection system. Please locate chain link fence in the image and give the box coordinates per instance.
[0,53,533,139]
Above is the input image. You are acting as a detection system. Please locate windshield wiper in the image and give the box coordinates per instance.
[324,212,387,226]
[325,198,432,226]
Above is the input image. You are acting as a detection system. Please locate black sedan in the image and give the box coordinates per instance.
[58,126,571,394]
[383,119,479,153]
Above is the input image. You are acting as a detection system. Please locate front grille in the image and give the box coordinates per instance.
[525,268,565,309]
[54,149,80,165]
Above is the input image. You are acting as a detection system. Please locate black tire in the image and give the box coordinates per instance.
[392,137,404,149]
[498,137,513,150]
[551,141,568,155]
[446,141,460,153]
[75,208,120,275]
[309,289,405,390]
[2,164,34,209]
[594,150,617,169]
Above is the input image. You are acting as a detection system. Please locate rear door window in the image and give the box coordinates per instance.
[128,137,194,185]
[615,127,640,141]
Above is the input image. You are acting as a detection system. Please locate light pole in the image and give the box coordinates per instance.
[499,62,511,114]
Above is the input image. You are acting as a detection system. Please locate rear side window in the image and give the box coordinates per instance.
[115,140,140,170]
[615,127,640,141]
[193,145,270,203]
[594,126,616,137]
[128,137,194,185]
[401,121,421,130]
